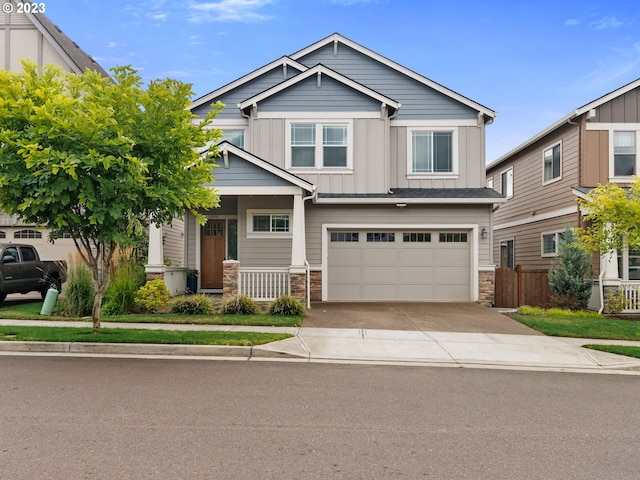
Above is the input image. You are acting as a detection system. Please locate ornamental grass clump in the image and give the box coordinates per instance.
[171,294,214,315]
[268,295,305,316]
[222,294,260,315]
[60,261,95,317]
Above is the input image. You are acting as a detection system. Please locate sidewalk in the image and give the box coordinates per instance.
[2,319,640,374]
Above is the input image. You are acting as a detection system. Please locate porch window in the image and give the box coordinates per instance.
[289,122,349,169]
[410,130,453,174]
[613,131,636,177]
[543,142,562,183]
[617,249,640,281]
[247,210,292,238]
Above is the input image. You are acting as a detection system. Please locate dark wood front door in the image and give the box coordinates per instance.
[201,220,226,289]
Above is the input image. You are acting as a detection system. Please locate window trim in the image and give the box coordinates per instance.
[285,119,353,172]
[246,209,293,239]
[542,140,562,185]
[219,127,247,149]
[406,126,459,179]
[611,130,637,181]
[541,230,564,257]
[500,167,513,199]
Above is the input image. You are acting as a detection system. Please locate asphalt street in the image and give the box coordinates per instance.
[1,356,639,479]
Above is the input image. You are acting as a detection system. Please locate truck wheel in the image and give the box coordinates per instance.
[0,292,6,305]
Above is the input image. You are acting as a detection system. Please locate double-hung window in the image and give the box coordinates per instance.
[289,122,349,169]
[543,142,562,184]
[409,130,454,174]
[613,131,636,177]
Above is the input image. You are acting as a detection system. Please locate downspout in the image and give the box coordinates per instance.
[386,104,401,196]
[303,188,317,309]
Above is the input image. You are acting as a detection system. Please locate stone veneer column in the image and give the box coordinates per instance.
[309,271,322,301]
[223,260,239,302]
[289,272,307,304]
[478,270,495,307]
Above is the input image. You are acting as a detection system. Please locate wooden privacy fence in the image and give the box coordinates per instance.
[494,266,553,308]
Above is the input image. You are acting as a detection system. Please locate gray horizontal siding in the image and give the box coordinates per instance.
[259,75,381,112]
[209,153,291,187]
[297,43,478,120]
[192,65,303,119]
[304,203,492,266]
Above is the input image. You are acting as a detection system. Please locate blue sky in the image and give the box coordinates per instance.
[47,0,640,162]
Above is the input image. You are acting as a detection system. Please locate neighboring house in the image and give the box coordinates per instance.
[486,78,640,311]
[147,33,504,304]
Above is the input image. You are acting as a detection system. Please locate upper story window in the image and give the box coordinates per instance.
[288,122,351,170]
[543,142,562,184]
[501,168,513,198]
[221,129,245,149]
[408,129,455,175]
[613,131,635,177]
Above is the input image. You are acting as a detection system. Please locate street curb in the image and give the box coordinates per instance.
[0,341,306,359]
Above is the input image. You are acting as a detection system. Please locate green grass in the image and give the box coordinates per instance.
[512,307,640,360]
[584,344,640,359]
[0,301,301,327]
[0,325,291,346]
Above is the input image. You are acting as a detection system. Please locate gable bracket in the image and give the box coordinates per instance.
[223,149,229,168]
[333,39,338,56]
[317,71,321,88]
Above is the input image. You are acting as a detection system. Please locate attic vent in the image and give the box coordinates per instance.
[333,39,338,56]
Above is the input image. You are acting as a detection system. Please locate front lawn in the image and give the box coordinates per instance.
[0,325,291,346]
[0,302,301,327]
[584,344,640,359]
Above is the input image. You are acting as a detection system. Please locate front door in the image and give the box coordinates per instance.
[201,220,226,289]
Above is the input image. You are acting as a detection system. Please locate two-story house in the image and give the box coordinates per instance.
[0,1,109,261]
[486,78,640,311]
[147,33,503,305]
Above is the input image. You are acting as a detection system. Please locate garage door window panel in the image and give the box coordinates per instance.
[367,232,395,242]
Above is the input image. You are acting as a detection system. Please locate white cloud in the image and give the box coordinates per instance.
[149,12,168,20]
[107,41,126,48]
[188,0,275,23]
[565,18,580,26]
[589,16,624,30]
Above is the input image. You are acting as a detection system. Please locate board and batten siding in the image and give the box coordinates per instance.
[390,125,485,189]
[162,218,185,267]
[490,123,580,227]
[589,87,640,123]
[304,203,492,267]
[252,117,388,194]
[296,43,479,120]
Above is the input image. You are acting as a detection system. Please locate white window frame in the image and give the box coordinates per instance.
[246,209,293,239]
[586,123,640,182]
[542,140,562,185]
[486,177,493,189]
[406,127,459,179]
[501,167,513,199]
[219,127,247,149]
[541,230,564,257]
[285,119,353,172]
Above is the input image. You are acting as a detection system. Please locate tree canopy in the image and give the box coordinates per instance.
[578,179,640,254]
[0,61,222,331]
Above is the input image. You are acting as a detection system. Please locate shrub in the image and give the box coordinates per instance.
[222,294,260,315]
[548,226,594,310]
[60,262,95,317]
[268,295,305,316]
[171,294,214,315]
[134,279,170,313]
[103,257,146,314]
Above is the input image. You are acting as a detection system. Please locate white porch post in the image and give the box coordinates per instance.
[145,223,166,278]
[290,192,306,270]
[601,223,620,283]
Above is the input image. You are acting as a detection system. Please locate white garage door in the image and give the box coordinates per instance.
[327,230,471,301]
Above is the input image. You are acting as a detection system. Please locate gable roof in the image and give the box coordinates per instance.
[291,33,496,120]
[237,64,400,114]
[23,6,110,77]
[488,77,640,170]
[217,142,315,193]
[190,56,308,110]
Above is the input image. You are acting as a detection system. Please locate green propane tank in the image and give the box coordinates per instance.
[40,287,59,316]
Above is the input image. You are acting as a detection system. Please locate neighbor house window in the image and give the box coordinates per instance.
[486,177,493,189]
[500,239,514,269]
[247,210,292,237]
[0,231,5,239]
[14,229,41,239]
[501,168,513,198]
[542,231,565,257]
[289,122,350,169]
[613,131,636,177]
[220,129,245,149]
[409,130,454,174]
[543,142,562,183]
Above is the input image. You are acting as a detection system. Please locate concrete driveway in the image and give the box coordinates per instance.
[303,302,541,335]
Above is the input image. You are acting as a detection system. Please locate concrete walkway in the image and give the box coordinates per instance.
[1,319,640,374]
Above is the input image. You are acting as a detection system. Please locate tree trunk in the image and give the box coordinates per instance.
[92,292,102,333]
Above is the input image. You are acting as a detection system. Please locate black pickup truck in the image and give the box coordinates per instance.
[0,244,67,304]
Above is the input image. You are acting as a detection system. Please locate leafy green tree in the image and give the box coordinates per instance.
[548,227,594,309]
[0,61,222,331]
[578,179,640,253]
